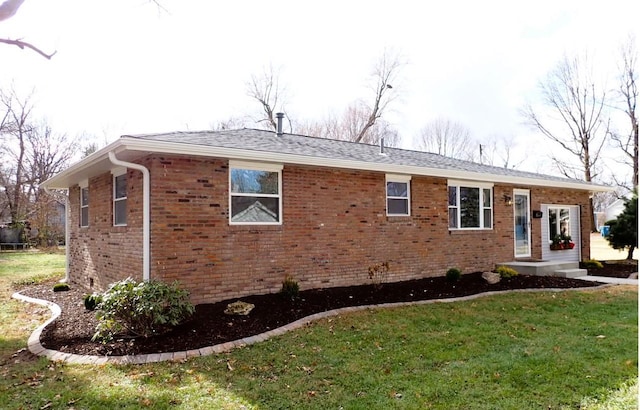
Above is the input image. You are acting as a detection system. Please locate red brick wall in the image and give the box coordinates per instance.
[66,154,592,303]
[67,170,144,292]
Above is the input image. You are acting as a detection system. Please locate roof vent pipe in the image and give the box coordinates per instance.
[276,112,284,137]
[379,137,385,154]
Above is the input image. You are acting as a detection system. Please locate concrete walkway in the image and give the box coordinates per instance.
[576,275,638,285]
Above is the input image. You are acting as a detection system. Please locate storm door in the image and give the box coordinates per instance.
[513,189,531,258]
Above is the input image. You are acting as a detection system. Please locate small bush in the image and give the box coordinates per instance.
[581,259,603,269]
[92,278,195,343]
[52,283,70,292]
[495,265,519,279]
[83,293,103,311]
[368,261,390,288]
[446,268,461,282]
[280,275,300,299]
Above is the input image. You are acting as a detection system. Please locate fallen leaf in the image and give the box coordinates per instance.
[596,335,606,339]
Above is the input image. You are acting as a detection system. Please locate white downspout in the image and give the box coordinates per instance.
[63,192,70,282]
[44,187,70,283]
[108,152,150,282]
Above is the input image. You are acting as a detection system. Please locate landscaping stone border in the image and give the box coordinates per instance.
[12,284,615,365]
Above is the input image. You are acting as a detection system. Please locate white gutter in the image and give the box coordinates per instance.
[108,152,150,282]
[44,187,70,283]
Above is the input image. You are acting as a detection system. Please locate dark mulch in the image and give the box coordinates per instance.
[585,259,638,278]
[15,271,610,357]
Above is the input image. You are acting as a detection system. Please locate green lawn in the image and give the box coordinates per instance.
[0,250,637,409]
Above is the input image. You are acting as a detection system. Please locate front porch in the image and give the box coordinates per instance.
[498,260,587,278]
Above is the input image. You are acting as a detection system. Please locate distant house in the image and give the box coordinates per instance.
[41,126,610,304]
[604,197,627,222]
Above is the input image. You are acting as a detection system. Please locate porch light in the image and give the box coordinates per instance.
[503,194,513,205]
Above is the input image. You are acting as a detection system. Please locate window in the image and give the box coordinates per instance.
[386,174,411,216]
[113,171,127,226]
[548,207,570,241]
[80,186,89,227]
[229,161,282,224]
[448,182,493,229]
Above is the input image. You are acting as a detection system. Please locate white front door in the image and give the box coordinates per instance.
[513,189,531,258]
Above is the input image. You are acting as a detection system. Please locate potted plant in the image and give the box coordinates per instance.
[550,234,564,250]
[563,235,575,249]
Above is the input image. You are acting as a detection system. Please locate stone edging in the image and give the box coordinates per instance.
[12,284,613,365]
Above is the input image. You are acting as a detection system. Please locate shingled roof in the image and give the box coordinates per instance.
[42,128,610,192]
[127,128,599,188]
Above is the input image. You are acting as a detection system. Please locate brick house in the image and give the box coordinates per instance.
[42,128,608,304]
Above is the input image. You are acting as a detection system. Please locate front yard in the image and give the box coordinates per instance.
[0,251,637,409]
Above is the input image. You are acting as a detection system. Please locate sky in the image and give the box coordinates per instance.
[1,0,639,181]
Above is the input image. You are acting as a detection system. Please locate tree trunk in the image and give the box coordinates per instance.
[627,245,635,260]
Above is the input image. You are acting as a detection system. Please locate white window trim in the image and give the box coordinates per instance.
[386,174,411,216]
[80,186,89,228]
[113,173,127,227]
[547,205,571,243]
[448,180,494,230]
[229,160,283,226]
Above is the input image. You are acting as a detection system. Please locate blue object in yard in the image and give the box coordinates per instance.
[601,225,610,237]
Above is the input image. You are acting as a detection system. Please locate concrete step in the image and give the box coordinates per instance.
[555,268,588,278]
[499,261,579,276]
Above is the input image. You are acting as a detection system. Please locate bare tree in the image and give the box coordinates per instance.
[523,53,609,231]
[246,65,289,131]
[293,51,403,147]
[609,35,638,189]
[523,53,609,182]
[210,116,250,131]
[415,117,475,160]
[296,103,401,148]
[0,87,33,224]
[353,51,403,143]
[476,135,529,169]
[0,88,77,243]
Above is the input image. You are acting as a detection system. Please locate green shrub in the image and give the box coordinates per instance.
[446,268,461,282]
[52,283,70,292]
[92,278,195,343]
[495,265,519,279]
[280,275,300,299]
[581,259,603,269]
[83,293,103,311]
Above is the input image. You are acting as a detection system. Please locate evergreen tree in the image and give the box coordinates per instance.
[605,192,638,260]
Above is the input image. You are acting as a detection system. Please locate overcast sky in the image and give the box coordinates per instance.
[1,0,639,180]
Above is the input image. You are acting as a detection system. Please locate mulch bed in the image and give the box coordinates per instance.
[15,270,616,357]
[585,259,638,278]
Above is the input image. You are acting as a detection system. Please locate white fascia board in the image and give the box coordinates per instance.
[42,137,613,193]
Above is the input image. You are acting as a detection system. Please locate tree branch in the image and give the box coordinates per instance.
[0,37,56,59]
[0,0,25,22]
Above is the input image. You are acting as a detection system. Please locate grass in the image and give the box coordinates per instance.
[0,250,637,409]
